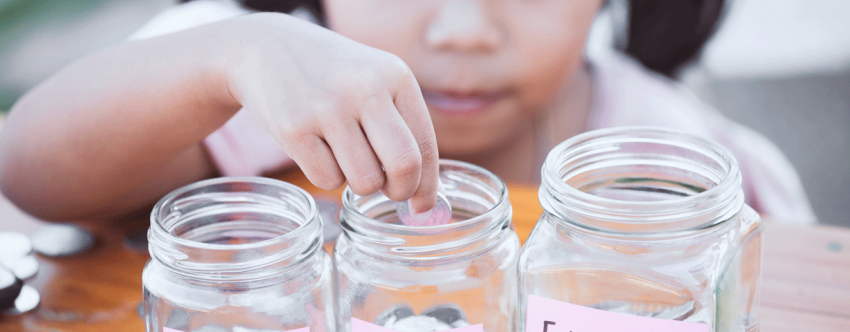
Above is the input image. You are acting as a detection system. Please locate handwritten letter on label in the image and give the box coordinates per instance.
[525,295,710,332]
[351,318,483,332]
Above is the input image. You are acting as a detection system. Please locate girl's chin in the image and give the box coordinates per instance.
[435,129,511,156]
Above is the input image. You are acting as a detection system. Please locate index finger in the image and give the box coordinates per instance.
[392,70,440,214]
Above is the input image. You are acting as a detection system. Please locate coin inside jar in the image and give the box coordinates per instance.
[376,304,471,331]
[316,199,343,242]
[396,192,452,226]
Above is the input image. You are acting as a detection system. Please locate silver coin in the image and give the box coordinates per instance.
[315,199,342,243]
[136,301,145,319]
[0,255,38,280]
[421,304,467,327]
[0,267,16,289]
[396,193,452,227]
[123,228,149,253]
[0,266,22,310]
[194,324,229,332]
[387,315,453,332]
[31,224,95,257]
[4,285,39,315]
[375,305,415,327]
[166,308,190,330]
[0,232,32,258]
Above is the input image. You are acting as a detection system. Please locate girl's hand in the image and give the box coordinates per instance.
[224,13,439,213]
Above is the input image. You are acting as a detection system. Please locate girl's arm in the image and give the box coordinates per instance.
[0,13,439,221]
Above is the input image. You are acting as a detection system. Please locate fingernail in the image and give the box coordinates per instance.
[437,180,447,194]
[407,201,432,221]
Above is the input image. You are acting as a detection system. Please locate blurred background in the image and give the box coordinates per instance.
[1,0,848,227]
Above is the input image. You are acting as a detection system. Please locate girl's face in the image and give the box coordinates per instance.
[323,0,603,155]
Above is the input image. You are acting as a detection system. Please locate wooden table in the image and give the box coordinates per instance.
[0,169,848,331]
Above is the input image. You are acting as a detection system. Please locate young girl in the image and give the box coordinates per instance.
[0,0,816,224]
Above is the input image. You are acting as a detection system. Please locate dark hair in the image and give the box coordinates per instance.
[238,0,324,21]
[625,0,725,76]
[179,0,324,19]
[191,0,724,77]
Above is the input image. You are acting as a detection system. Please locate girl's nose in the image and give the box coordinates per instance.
[425,0,503,54]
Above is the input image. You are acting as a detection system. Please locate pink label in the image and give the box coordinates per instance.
[163,327,309,332]
[525,295,710,332]
[352,317,483,332]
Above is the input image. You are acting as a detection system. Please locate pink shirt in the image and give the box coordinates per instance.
[587,52,816,224]
[131,0,817,224]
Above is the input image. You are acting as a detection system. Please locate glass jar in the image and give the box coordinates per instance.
[334,160,520,332]
[144,177,336,332]
[519,127,763,332]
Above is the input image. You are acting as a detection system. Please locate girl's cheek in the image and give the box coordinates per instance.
[323,0,431,55]
[510,1,602,106]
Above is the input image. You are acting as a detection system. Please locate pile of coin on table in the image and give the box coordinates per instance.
[0,225,94,315]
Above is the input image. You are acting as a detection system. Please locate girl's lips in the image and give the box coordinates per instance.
[421,90,507,115]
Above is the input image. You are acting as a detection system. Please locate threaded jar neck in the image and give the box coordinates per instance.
[340,160,512,262]
[149,177,323,282]
[540,127,744,236]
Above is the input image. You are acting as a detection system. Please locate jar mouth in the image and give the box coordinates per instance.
[149,177,322,279]
[541,126,744,234]
[341,160,511,259]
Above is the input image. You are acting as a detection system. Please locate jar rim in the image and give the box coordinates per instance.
[150,176,319,251]
[339,159,512,261]
[541,126,744,233]
[342,159,508,233]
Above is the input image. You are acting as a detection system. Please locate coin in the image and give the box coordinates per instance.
[193,324,228,332]
[137,301,145,319]
[376,304,471,331]
[0,266,22,310]
[123,228,149,253]
[315,199,342,243]
[375,305,415,327]
[4,285,39,315]
[396,193,452,227]
[31,224,95,257]
[387,315,453,332]
[166,308,190,331]
[0,255,38,280]
[0,232,32,258]
[421,304,467,327]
